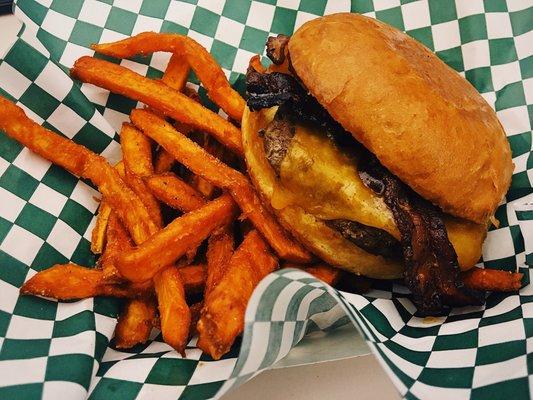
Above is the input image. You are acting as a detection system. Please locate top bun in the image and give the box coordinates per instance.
[288,13,513,223]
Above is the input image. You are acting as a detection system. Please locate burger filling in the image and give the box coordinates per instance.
[245,35,487,315]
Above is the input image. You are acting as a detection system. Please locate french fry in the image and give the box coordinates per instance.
[249,53,290,75]
[102,218,203,353]
[0,96,158,246]
[179,264,207,295]
[169,87,198,138]
[115,297,157,349]
[154,266,191,354]
[206,225,234,296]
[91,200,112,254]
[0,95,160,348]
[117,193,238,282]
[154,148,176,174]
[197,230,278,359]
[0,96,92,176]
[21,263,104,300]
[130,109,312,263]
[100,212,133,281]
[101,215,205,293]
[20,263,147,300]
[109,158,162,349]
[144,170,213,268]
[162,53,190,91]
[83,156,159,245]
[284,263,344,286]
[124,170,164,229]
[114,160,126,177]
[190,175,218,200]
[145,172,207,213]
[121,123,153,177]
[71,57,243,156]
[92,32,245,122]
[120,123,163,228]
[90,161,127,256]
[189,302,203,338]
[462,268,523,292]
[189,133,224,200]
[124,170,162,229]
[121,121,198,351]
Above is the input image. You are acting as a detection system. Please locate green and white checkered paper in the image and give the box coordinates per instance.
[0,0,531,399]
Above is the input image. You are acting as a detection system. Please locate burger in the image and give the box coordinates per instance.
[241,13,514,315]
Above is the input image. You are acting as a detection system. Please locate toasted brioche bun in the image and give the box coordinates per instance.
[288,13,513,224]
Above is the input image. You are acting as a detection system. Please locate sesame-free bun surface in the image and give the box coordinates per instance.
[288,13,513,223]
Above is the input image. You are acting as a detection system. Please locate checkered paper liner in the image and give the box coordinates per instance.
[0,0,531,399]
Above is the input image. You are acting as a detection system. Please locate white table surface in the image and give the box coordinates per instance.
[0,12,399,400]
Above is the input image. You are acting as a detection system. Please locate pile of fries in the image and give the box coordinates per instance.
[0,32,345,359]
[0,32,521,359]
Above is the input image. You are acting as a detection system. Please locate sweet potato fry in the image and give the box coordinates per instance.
[303,265,343,286]
[121,123,153,177]
[105,210,200,349]
[189,302,203,338]
[109,156,161,348]
[197,230,278,359]
[0,96,158,246]
[117,193,238,282]
[114,160,126,177]
[124,170,163,229]
[189,133,225,200]
[21,263,103,300]
[179,264,207,295]
[100,212,133,281]
[83,156,159,245]
[154,266,190,355]
[20,263,146,300]
[92,32,245,121]
[285,263,344,286]
[162,53,190,91]
[144,171,210,269]
[462,268,523,292]
[206,225,234,296]
[190,175,218,200]
[145,172,206,213]
[113,158,158,235]
[115,297,157,349]
[102,215,206,295]
[91,200,112,254]
[120,123,163,228]
[0,96,92,176]
[120,124,195,350]
[154,148,176,174]
[0,96,182,350]
[71,57,243,156]
[130,109,312,263]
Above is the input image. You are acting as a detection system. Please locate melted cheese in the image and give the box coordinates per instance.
[271,123,400,238]
[267,120,486,270]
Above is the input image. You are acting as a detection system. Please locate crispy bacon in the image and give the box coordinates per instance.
[326,219,401,260]
[359,155,485,315]
[246,69,342,134]
[266,34,290,65]
[246,69,300,111]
